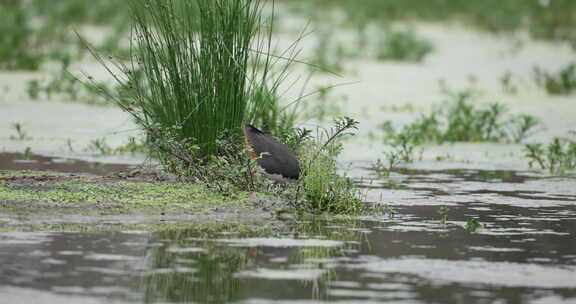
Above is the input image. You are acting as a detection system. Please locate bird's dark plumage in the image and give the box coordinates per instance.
[244,124,300,180]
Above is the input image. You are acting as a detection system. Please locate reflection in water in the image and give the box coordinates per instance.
[139,230,245,303]
[139,219,364,303]
[0,169,575,303]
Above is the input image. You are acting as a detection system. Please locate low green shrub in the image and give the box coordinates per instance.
[293,117,366,215]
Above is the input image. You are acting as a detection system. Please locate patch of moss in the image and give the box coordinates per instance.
[0,170,68,179]
[0,220,276,234]
[0,170,247,214]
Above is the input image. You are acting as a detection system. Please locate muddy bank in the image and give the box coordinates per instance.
[0,170,288,232]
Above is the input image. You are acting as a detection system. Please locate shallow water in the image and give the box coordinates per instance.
[0,152,130,175]
[1,168,575,303]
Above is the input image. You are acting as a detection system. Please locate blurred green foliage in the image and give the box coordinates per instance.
[286,0,576,42]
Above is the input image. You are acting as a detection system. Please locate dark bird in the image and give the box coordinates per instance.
[244,124,300,181]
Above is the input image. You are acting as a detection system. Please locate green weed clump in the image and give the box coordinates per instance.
[373,91,540,173]
[534,63,576,95]
[376,28,434,62]
[0,1,43,70]
[26,57,111,105]
[86,0,300,184]
[286,0,576,43]
[295,117,365,215]
[525,136,576,175]
[381,91,540,145]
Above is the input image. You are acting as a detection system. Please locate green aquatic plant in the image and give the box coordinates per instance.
[9,123,31,141]
[376,27,434,62]
[465,218,484,232]
[23,147,33,160]
[0,1,43,70]
[294,117,365,215]
[85,138,114,155]
[525,137,576,175]
[380,91,541,145]
[26,56,110,105]
[284,0,576,42]
[372,132,416,177]
[438,205,449,227]
[534,63,576,95]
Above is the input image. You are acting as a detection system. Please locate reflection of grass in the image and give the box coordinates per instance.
[534,63,576,95]
[376,28,434,62]
[140,218,368,302]
[142,241,244,303]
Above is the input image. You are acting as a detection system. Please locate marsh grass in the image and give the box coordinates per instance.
[372,133,416,177]
[0,1,43,70]
[27,58,110,105]
[376,27,434,62]
[286,0,576,43]
[373,91,540,173]
[380,91,541,145]
[85,0,302,173]
[293,118,366,215]
[9,123,31,141]
[534,63,576,95]
[525,137,576,175]
[0,0,133,71]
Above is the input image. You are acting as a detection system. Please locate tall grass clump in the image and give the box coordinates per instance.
[87,0,299,185]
